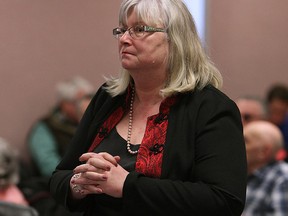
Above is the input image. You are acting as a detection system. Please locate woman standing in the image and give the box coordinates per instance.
[50,0,247,215]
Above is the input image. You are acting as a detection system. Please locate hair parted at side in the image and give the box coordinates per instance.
[105,0,223,97]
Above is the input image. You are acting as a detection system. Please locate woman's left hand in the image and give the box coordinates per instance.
[72,152,129,198]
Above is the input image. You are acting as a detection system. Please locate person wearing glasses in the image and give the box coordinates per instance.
[49,0,247,215]
[235,95,287,161]
[235,95,267,126]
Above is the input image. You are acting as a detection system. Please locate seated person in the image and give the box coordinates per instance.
[236,95,285,160]
[265,83,288,161]
[235,95,266,126]
[28,76,94,177]
[0,137,28,206]
[19,76,93,216]
[242,120,288,215]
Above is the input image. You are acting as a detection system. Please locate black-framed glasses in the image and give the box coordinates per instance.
[112,25,166,39]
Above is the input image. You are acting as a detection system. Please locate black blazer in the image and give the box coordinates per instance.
[49,84,247,216]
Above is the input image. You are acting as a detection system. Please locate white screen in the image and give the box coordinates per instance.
[183,0,206,42]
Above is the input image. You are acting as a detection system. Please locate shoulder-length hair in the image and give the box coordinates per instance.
[105,0,223,97]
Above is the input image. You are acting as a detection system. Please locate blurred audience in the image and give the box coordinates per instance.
[19,76,94,216]
[242,120,288,216]
[266,84,288,161]
[235,95,266,126]
[0,137,28,206]
[28,76,94,177]
[236,95,286,160]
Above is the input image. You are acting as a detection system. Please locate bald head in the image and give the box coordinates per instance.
[244,120,284,174]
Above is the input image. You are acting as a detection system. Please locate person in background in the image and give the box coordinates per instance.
[242,120,288,216]
[235,95,266,126]
[265,83,288,161]
[0,137,28,206]
[28,76,94,177]
[236,95,286,160]
[19,76,93,216]
[50,0,247,215]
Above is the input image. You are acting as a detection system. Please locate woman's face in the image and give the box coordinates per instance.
[118,10,169,73]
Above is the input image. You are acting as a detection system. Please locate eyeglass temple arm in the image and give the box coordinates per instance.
[144,26,166,32]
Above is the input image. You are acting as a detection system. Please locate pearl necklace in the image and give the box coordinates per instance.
[126,86,138,154]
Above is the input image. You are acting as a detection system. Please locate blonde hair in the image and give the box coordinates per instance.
[105,0,222,97]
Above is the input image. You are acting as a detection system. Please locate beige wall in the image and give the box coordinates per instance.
[207,0,288,99]
[0,0,121,160]
[1,0,288,160]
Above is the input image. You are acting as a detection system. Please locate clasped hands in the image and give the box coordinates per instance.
[70,152,129,199]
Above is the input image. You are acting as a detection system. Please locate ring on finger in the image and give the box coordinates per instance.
[72,184,82,193]
[73,173,81,179]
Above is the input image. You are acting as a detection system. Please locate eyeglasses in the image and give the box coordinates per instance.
[243,114,253,122]
[112,25,166,39]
